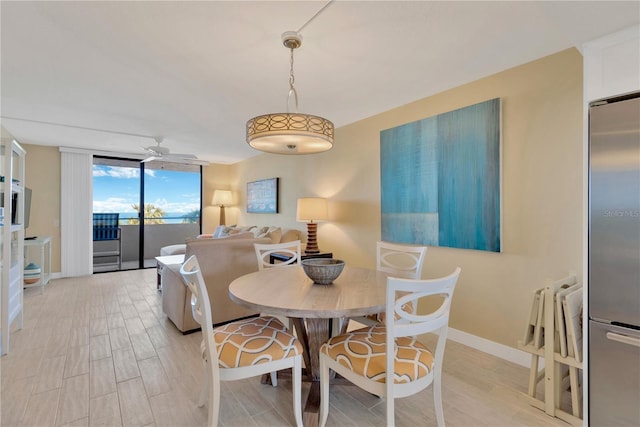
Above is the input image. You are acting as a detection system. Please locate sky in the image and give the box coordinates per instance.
[93,165,201,218]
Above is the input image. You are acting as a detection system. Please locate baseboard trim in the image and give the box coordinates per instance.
[447,327,535,368]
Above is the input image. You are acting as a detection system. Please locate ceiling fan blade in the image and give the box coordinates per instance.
[139,138,207,165]
[165,153,197,159]
[140,155,209,166]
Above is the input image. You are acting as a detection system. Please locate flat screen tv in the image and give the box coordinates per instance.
[23,187,32,228]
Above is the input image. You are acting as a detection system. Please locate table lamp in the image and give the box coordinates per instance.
[212,190,233,226]
[297,197,328,254]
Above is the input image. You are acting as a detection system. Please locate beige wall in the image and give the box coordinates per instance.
[202,162,234,234]
[208,48,583,348]
[23,144,62,273]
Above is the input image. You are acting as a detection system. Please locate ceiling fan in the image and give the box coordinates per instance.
[141,137,208,165]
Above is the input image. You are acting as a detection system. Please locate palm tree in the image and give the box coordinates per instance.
[182,209,200,224]
[127,203,166,225]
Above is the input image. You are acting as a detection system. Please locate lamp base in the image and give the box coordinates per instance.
[305,222,320,254]
[219,206,226,226]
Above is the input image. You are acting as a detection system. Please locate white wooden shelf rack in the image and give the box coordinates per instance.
[518,273,583,425]
[1,138,26,355]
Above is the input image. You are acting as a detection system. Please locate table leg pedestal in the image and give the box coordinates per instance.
[261,317,350,426]
[301,318,328,426]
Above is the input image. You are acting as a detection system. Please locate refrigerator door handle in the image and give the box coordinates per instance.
[606,331,640,348]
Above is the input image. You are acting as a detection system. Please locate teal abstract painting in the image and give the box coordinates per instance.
[380,98,501,252]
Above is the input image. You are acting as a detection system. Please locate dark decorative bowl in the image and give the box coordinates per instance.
[301,258,345,285]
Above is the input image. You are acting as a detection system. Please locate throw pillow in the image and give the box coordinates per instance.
[266,227,282,244]
[215,225,237,238]
[253,226,270,238]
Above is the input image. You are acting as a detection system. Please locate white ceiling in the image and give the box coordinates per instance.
[1,1,638,164]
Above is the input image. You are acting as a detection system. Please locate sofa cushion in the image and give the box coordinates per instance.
[160,244,187,256]
[281,229,301,243]
[218,232,255,240]
[160,226,299,258]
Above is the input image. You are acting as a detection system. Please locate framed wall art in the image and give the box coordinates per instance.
[247,177,279,214]
[380,98,501,252]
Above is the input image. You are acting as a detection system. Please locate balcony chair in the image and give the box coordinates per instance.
[319,267,461,427]
[180,255,303,427]
[92,213,122,271]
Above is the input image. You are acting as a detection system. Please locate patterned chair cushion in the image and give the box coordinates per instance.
[211,316,302,368]
[321,325,433,383]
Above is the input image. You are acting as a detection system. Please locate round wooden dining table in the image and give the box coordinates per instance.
[229,265,389,426]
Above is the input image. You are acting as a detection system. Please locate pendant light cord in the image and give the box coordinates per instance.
[288,48,299,113]
[297,0,335,33]
[286,0,335,113]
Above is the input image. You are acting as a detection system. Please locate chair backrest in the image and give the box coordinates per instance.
[376,241,427,279]
[180,255,219,365]
[383,268,460,412]
[93,212,120,241]
[254,240,302,270]
[385,267,461,340]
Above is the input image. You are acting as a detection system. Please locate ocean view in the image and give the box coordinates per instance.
[93,163,202,225]
[114,212,199,224]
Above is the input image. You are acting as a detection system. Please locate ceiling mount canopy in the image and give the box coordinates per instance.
[246,1,335,155]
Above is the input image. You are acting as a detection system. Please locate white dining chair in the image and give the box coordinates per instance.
[254,240,302,270]
[352,241,428,327]
[377,240,428,279]
[180,255,303,427]
[320,267,461,427]
[254,240,302,339]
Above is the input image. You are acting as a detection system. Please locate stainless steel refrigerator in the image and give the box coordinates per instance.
[589,92,640,426]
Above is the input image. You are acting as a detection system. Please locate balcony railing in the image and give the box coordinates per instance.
[93,220,199,267]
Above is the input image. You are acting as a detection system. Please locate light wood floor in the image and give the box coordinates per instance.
[1,268,570,426]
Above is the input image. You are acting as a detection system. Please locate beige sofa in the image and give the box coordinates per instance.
[161,228,301,332]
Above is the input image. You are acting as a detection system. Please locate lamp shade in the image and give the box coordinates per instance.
[247,113,334,154]
[212,190,233,207]
[297,198,328,222]
[246,32,334,155]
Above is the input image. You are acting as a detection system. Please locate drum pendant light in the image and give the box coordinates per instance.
[246,31,334,155]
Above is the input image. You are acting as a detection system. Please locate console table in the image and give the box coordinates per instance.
[270,251,333,264]
[23,236,52,294]
[155,254,185,290]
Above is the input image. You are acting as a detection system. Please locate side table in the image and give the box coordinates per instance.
[269,251,333,264]
[155,254,185,290]
[23,236,52,294]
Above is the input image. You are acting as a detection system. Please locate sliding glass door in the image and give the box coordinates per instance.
[93,157,141,271]
[141,160,201,267]
[93,156,202,271]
